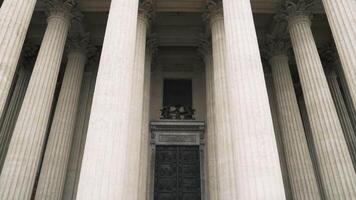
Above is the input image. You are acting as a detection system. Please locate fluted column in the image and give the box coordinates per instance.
[206,3,235,198]
[35,32,89,200]
[137,40,154,200]
[321,0,356,111]
[126,5,150,199]
[325,68,356,168]
[222,0,286,198]
[76,0,140,199]
[285,1,356,198]
[199,38,218,200]
[267,35,321,199]
[62,64,97,200]
[264,73,293,200]
[0,1,74,199]
[0,67,31,171]
[0,0,37,118]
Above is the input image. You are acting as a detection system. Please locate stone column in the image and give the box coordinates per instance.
[206,2,235,199]
[222,0,286,198]
[0,67,31,171]
[126,3,151,199]
[0,1,74,199]
[321,0,356,110]
[264,72,293,200]
[35,31,89,200]
[0,0,37,118]
[137,39,154,200]
[199,38,218,200]
[325,68,356,168]
[285,0,356,198]
[62,63,98,200]
[266,34,321,199]
[75,0,140,199]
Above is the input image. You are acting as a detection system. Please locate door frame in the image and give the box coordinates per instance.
[150,120,206,200]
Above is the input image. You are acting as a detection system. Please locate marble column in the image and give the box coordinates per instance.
[321,0,356,110]
[222,0,286,198]
[62,64,97,200]
[264,72,293,200]
[325,68,356,168]
[126,5,150,199]
[267,35,321,199]
[199,38,218,200]
[0,1,74,199]
[137,40,154,200]
[0,0,37,118]
[0,67,31,171]
[75,0,140,199]
[285,0,356,198]
[35,32,89,200]
[206,3,235,199]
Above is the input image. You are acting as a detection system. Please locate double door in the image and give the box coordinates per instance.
[154,146,201,200]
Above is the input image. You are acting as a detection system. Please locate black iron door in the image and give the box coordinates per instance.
[154,146,201,200]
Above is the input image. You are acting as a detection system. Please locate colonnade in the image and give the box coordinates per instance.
[0,0,355,199]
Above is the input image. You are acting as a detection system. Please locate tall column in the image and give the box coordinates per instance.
[35,31,89,200]
[284,0,356,198]
[0,0,37,118]
[0,67,31,171]
[264,72,293,200]
[137,39,154,200]
[321,0,356,110]
[75,0,140,199]
[62,62,98,200]
[199,38,218,200]
[222,0,286,198]
[0,1,75,199]
[325,68,356,168]
[126,3,151,199]
[206,2,235,198]
[266,34,321,199]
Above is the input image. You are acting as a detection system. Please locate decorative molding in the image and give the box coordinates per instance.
[43,0,76,19]
[202,0,223,25]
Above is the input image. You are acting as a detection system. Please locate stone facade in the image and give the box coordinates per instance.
[0,0,355,199]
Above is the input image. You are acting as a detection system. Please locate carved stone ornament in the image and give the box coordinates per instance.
[43,0,77,19]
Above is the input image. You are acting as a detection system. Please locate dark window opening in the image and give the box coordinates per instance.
[163,79,192,107]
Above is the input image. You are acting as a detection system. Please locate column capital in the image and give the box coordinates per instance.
[203,0,223,26]
[44,0,77,23]
[138,0,155,25]
[197,34,212,58]
[20,41,39,71]
[277,0,316,28]
[147,34,158,55]
[265,33,291,58]
[319,42,339,77]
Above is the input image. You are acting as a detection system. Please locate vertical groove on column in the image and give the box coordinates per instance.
[0,0,37,117]
[326,71,356,169]
[62,72,93,200]
[0,15,70,200]
[321,0,356,111]
[223,1,285,198]
[265,74,293,200]
[270,55,321,199]
[210,12,236,199]
[75,0,139,199]
[289,16,356,199]
[35,51,87,200]
[137,49,152,200]
[204,52,218,200]
[0,69,31,171]
[126,14,147,200]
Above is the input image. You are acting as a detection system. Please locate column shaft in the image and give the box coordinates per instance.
[0,0,37,117]
[270,55,321,199]
[35,49,87,200]
[75,0,139,199]
[288,15,356,199]
[0,68,31,171]
[0,6,71,199]
[321,0,356,110]
[326,70,356,168]
[137,48,152,200]
[222,0,285,198]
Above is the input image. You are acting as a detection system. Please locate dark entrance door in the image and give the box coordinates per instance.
[154,146,201,200]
